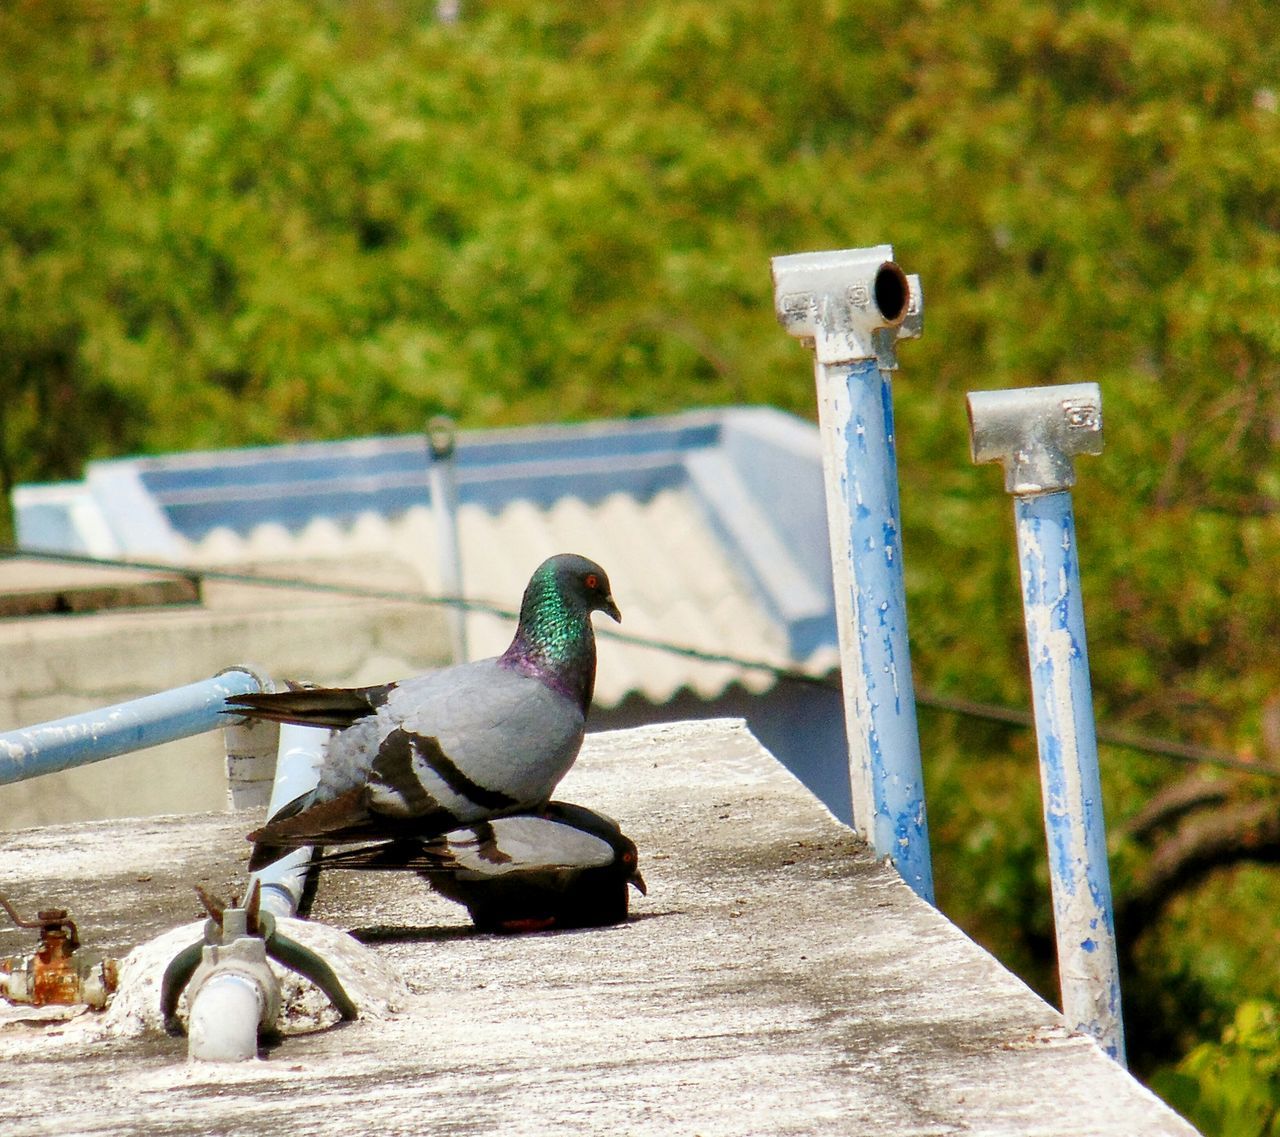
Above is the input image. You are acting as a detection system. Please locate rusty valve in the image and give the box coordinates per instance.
[0,893,118,1009]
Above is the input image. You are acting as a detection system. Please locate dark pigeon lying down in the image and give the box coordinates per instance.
[315,801,647,933]
[225,553,621,873]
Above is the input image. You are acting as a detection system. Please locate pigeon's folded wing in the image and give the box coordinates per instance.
[363,662,585,819]
[310,816,616,876]
[428,817,618,876]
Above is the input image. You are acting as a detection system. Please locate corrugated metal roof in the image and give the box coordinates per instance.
[13,408,840,707]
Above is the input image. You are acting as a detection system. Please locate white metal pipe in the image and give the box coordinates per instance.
[251,723,328,919]
[163,715,327,1061]
[254,848,313,922]
[187,973,266,1062]
[264,723,328,817]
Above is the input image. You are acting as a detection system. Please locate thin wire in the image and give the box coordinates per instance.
[913,690,1280,780]
[6,546,1279,782]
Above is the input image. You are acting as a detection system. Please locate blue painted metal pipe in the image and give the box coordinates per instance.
[967,382,1123,1062]
[771,246,934,903]
[1014,490,1126,1064]
[0,668,264,786]
[826,357,935,902]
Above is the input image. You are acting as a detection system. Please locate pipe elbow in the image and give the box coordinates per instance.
[187,972,270,1062]
[181,933,281,1062]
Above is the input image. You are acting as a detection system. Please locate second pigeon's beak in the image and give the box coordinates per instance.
[601,595,622,624]
[629,870,647,896]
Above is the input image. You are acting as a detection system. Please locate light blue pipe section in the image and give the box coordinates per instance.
[831,357,934,903]
[250,723,328,919]
[264,724,328,819]
[1014,491,1126,1064]
[0,669,263,785]
[428,434,468,663]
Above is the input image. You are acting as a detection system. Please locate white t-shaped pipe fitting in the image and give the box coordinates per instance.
[771,246,919,366]
[967,383,1103,495]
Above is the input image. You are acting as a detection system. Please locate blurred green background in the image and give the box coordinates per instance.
[2,1,1278,1128]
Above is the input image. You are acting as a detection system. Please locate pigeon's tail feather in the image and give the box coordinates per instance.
[226,683,394,730]
[247,788,458,870]
[248,839,292,874]
[308,840,446,872]
[248,787,371,870]
[265,787,316,826]
[246,787,321,872]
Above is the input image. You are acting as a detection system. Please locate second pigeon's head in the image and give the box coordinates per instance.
[531,554,621,625]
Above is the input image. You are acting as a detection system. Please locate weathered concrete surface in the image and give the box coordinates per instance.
[0,720,1198,1136]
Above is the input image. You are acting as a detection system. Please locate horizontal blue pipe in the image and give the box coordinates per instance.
[0,669,264,785]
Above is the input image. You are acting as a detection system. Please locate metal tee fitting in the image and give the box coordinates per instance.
[183,908,282,1061]
[771,246,921,367]
[966,383,1103,496]
[161,884,358,1057]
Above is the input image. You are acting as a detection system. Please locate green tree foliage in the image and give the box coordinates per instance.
[2,0,1279,1113]
[1154,1001,1280,1136]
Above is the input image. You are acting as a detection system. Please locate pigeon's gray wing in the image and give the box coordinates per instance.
[360,659,586,823]
[248,659,585,861]
[424,816,616,878]
[311,815,615,875]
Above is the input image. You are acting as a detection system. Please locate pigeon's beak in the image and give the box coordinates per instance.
[629,869,647,896]
[601,595,622,624]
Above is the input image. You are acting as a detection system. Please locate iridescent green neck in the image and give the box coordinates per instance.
[500,569,597,711]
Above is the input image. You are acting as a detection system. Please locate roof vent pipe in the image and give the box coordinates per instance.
[967,382,1125,1066]
[249,723,328,920]
[427,415,468,663]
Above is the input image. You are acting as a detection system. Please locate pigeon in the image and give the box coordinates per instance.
[226,553,621,872]
[313,801,647,933]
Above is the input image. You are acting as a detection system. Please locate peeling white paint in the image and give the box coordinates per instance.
[1015,498,1124,1061]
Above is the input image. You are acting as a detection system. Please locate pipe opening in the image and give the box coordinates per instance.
[874,264,910,323]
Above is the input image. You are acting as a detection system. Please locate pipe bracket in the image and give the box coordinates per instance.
[161,883,357,1039]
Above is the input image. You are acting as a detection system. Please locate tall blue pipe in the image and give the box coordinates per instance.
[832,356,934,902]
[967,381,1124,1063]
[1014,491,1125,1063]
[772,246,934,904]
[0,668,264,785]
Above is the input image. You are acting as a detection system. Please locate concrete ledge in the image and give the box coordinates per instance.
[0,720,1197,1136]
[0,558,200,617]
[0,558,448,828]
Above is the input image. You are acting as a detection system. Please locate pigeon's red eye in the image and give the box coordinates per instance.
[585,573,599,590]
[622,850,636,865]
